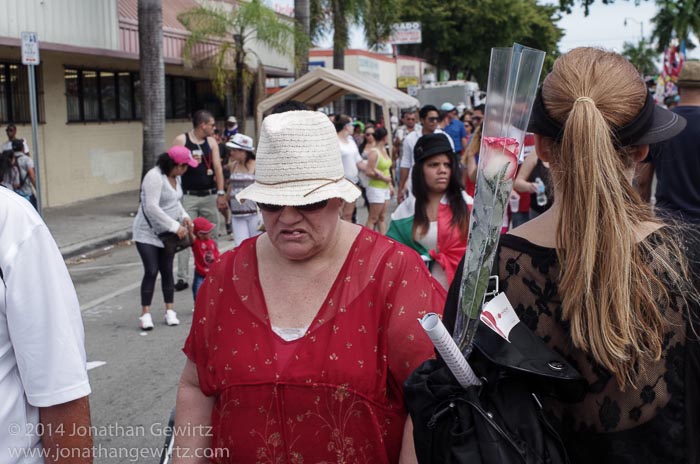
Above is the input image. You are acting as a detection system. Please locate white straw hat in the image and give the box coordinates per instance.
[226,133,255,152]
[236,111,360,206]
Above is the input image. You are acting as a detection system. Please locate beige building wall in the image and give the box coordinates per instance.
[344,54,397,88]
[0,47,210,207]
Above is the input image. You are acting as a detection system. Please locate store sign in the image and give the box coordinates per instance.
[397,76,419,88]
[357,56,380,80]
[21,32,40,65]
[389,22,422,45]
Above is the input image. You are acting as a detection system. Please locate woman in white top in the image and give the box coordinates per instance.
[333,114,365,222]
[226,133,261,246]
[132,146,197,330]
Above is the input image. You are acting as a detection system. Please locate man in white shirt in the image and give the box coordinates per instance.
[398,104,454,202]
[392,109,421,163]
[0,188,92,463]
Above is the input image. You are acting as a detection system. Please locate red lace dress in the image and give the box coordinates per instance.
[183,228,446,463]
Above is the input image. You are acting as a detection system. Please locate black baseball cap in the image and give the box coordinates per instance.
[414,133,453,163]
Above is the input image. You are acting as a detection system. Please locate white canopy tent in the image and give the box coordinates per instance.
[256,67,420,153]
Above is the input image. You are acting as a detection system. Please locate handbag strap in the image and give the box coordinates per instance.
[140,187,170,236]
[139,188,156,232]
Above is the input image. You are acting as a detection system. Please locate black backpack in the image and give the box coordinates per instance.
[404,317,586,464]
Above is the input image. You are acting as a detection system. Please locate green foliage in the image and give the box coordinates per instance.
[556,0,639,16]
[398,0,562,85]
[652,0,700,51]
[622,38,659,76]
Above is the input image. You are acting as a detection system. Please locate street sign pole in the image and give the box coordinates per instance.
[27,65,41,214]
[21,32,41,214]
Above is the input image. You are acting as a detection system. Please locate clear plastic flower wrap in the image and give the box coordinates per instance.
[453,44,546,356]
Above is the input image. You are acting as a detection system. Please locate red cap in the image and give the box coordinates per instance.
[193,217,215,234]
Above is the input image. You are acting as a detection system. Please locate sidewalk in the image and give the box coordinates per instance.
[43,190,140,259]
[43,189,390,259]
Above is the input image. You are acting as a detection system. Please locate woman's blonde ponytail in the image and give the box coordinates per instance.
[542,49,679,387]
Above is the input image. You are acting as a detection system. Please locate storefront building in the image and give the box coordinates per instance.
[0,0,294,207]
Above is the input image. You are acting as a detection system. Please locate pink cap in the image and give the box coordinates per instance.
[167,146,198,168]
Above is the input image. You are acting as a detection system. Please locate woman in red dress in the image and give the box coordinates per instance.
[174,110,446,463]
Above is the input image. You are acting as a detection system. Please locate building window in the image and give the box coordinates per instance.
[0,62,45,124]
[82,70,99,121]
[65,67,225,122]
[65,68,140,122]
[191,79,225,119]
[117,72,134,121]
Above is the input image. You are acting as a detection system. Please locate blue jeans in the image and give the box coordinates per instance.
[192,273,205,301]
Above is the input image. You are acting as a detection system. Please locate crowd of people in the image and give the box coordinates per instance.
[168,49,699,463]
[1,47,698,464]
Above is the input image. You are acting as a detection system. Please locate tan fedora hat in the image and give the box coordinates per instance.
[236,111,360,206]
[678,60,700,88]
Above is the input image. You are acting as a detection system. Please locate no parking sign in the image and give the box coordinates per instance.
[21,31,40,65]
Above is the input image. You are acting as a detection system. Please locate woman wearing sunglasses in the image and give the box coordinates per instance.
[174,110,446,463]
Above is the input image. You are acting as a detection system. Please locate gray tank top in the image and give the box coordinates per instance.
[229,172,257,214]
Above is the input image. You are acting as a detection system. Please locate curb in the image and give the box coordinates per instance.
[60,229,133,260]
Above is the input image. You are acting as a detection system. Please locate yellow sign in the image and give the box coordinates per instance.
[397,76,419,88]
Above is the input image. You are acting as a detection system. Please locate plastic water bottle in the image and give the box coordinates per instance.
[509,191,520,213]
[535,177,547,207]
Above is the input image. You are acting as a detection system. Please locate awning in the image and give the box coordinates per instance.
[256,67,420,152]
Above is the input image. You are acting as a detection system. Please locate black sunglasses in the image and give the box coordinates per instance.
[426,117,439,122]
[257,200,329,213]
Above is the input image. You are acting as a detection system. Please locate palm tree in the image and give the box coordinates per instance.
[652,0,700,52]
[178,1,299,133]
[295,0,311,77]
[310,0,397,112]
[311,0,397,71]
[622,38,659,77]
[138,0,165,178]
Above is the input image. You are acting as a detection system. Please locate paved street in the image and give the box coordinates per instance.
[67,201,386,463]
[69,240,197,463]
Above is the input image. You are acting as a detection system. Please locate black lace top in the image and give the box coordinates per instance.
[443,232,700,464]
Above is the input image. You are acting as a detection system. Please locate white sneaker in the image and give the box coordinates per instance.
[164,309,180,326]
[139,313,154,331]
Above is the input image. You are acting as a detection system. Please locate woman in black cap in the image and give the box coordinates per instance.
[387,132,471,289]
[443,47,700,463]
